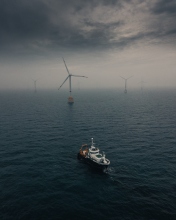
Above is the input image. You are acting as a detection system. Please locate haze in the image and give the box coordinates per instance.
[0,0,176,90]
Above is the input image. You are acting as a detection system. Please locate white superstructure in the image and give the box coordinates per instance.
[87,138,110,165]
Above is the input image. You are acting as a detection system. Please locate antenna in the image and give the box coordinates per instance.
[91,138,95,147]
[58,58,88,104]
[120,76,133,93]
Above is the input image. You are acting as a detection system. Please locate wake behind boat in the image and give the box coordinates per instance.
[77,138,110,170]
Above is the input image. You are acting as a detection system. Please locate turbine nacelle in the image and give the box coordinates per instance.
[120,76,133,81]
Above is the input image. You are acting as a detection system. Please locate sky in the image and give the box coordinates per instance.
[0,0,176,90]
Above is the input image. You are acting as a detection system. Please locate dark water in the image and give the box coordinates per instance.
[0,89,176,220]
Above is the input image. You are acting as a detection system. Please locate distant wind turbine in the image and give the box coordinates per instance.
[120,76,133,93]
[58,58,88,104]
[139,80,146,92]
[32,78,39,93]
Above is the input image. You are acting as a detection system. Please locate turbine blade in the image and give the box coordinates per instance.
[58,76,69,90]
[127,76,133,80]
[31,78,40,82]
[120,76,126,80]
[71,74,88,78]
[62,57,70,75]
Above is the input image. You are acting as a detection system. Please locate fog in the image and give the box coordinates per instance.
[0,0,176,91]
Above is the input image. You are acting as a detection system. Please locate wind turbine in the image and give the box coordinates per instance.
[139,80,146,92]
[32,78,39,93]
[120,76,133,93]
[58,58,88,104]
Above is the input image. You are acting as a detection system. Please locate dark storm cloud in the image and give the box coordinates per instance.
[149,0,176,40]
[152,0,176,14]
[0,0,176,58]
[0,0,125,57]
[0,0,49,38]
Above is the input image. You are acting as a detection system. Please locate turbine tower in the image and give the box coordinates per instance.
[58,58,88,104]
[120,76,133,93]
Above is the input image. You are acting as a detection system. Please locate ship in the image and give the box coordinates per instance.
[77,138,110,170]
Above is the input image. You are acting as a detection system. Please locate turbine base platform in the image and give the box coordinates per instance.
[68,96,74,104]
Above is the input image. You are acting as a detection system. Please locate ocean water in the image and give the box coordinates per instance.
[0,89,176,220]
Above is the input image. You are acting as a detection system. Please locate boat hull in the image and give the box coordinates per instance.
[77,153,109,170]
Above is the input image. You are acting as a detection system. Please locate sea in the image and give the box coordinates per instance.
[0,89,176,220]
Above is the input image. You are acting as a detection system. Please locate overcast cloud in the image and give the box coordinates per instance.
[0,0,176,90]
